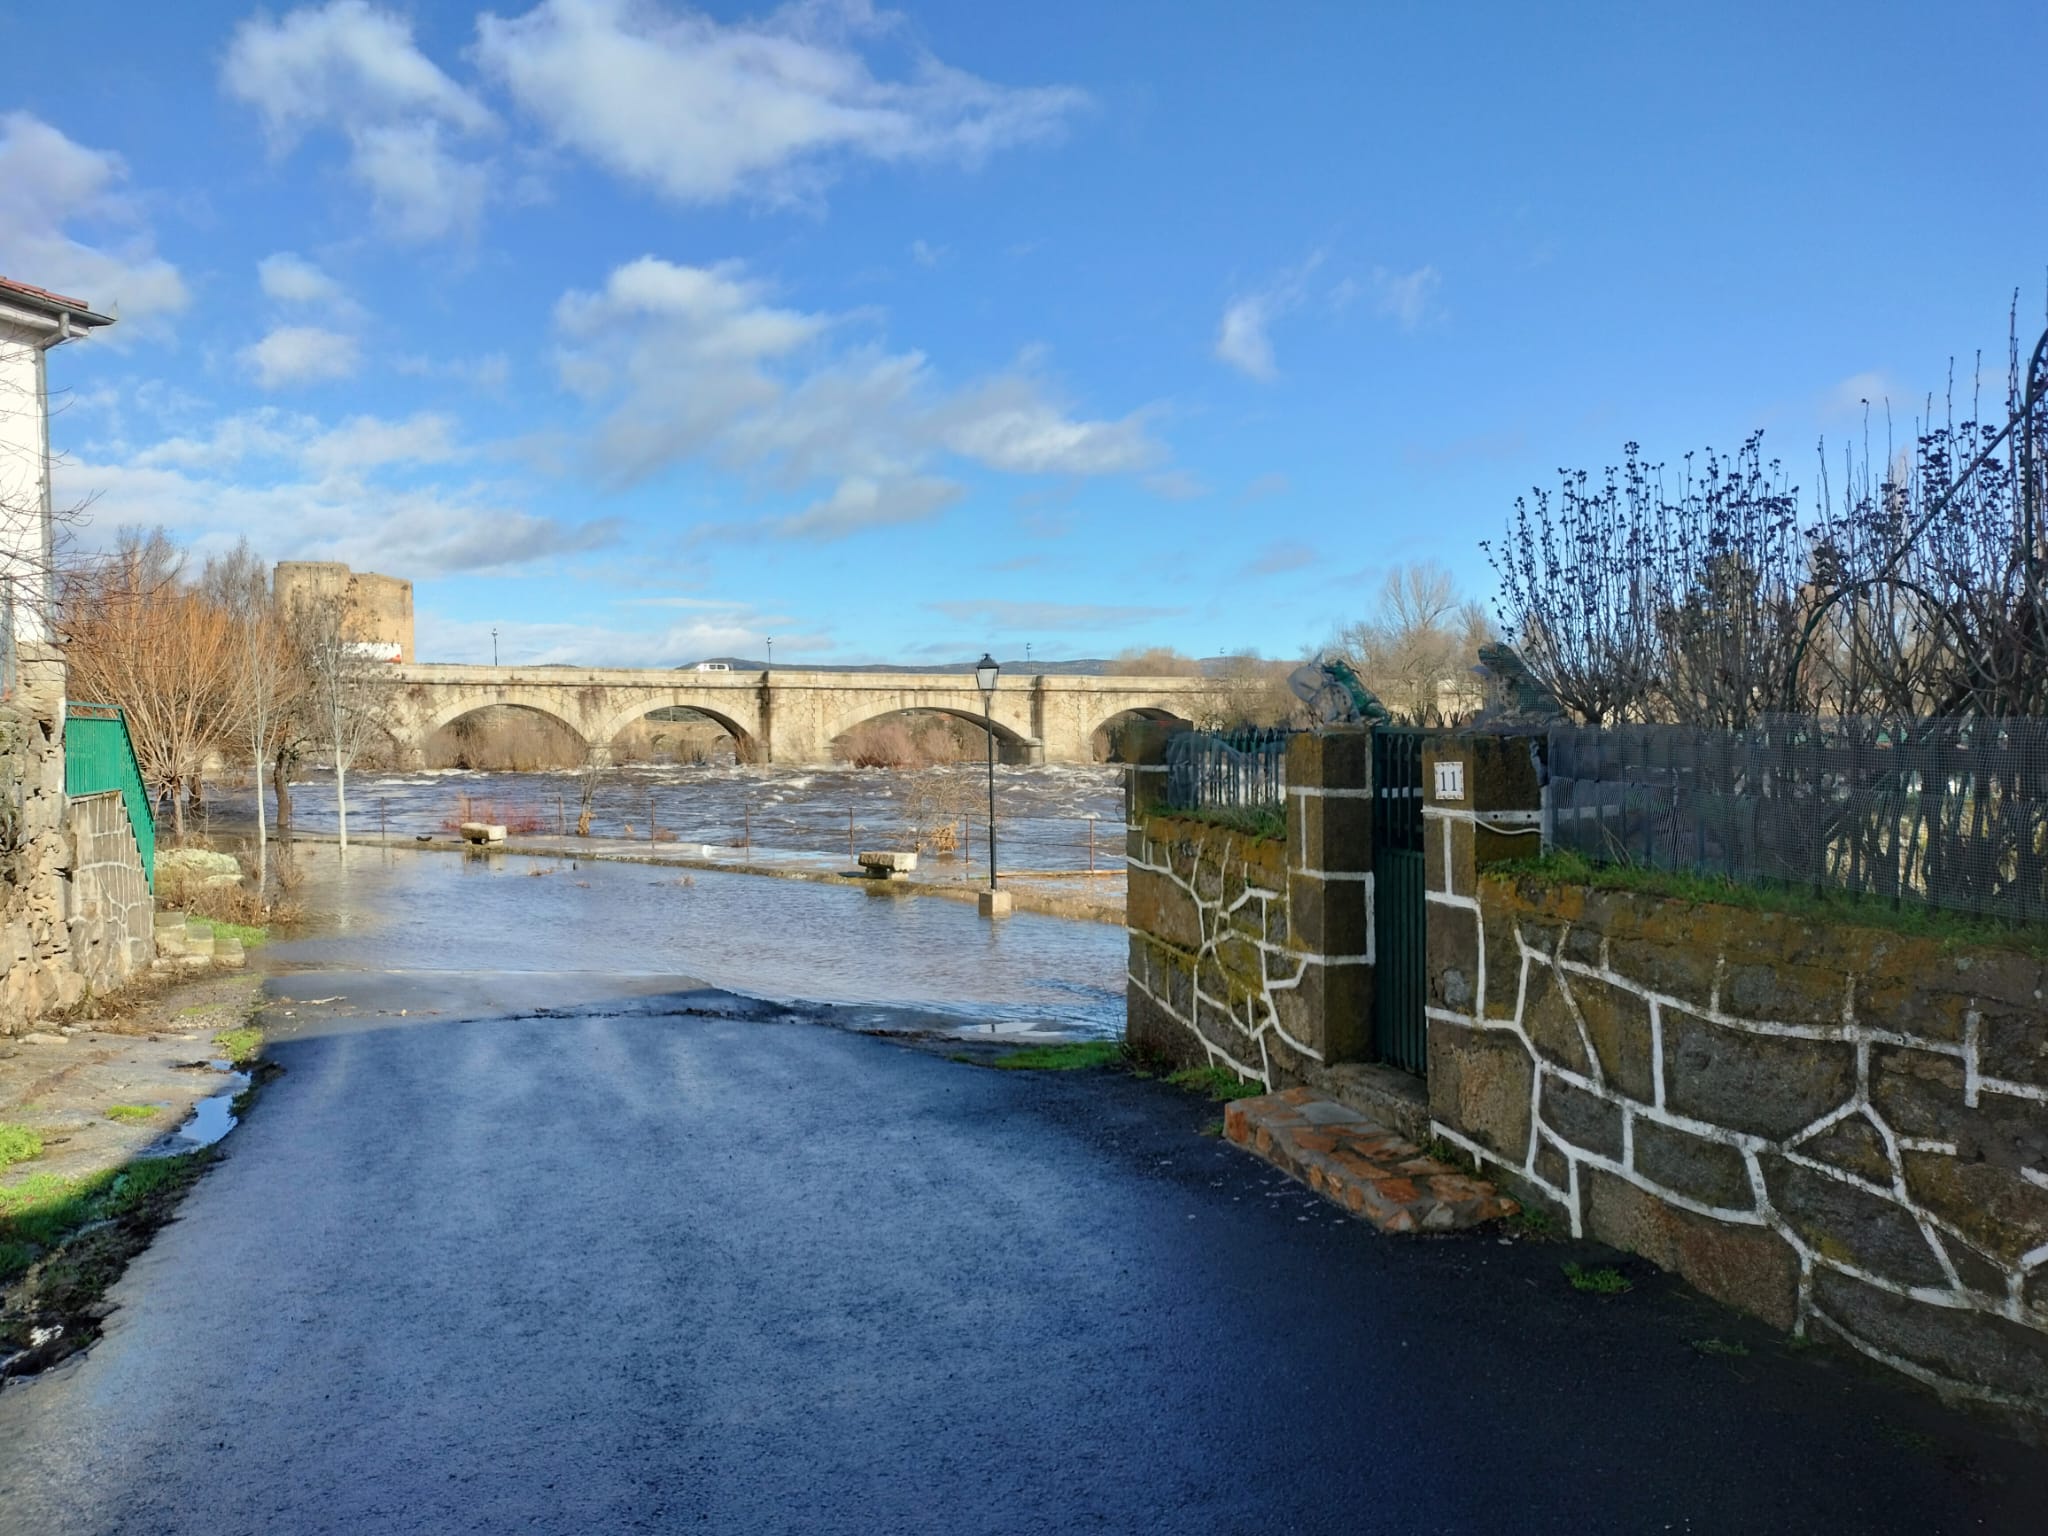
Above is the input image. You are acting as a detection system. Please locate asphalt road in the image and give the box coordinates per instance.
[0,971,2040,1534]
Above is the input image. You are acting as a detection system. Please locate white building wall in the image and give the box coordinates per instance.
[0,317,56,647]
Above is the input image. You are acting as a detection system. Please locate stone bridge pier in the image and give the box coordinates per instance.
[376,666,1217,768]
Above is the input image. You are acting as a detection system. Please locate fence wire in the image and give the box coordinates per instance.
[1165,727,1292,813]
[1546,715,2048,924]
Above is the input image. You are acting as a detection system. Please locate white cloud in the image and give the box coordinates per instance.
[768,473,961,539]
[301,412,462,475]
[1214,252,1322,382]
[0,113,189,330]
[257,251,347,307]
[909,238,946,268]
[1143,470,1208,501]
[1249,540,1315,575]
[62,399,611,578]
[926,599,1182,632]
[395,351,512,391]
[1215,294,1279,382]
[1217,256,1441,378]
[241,325,362,389]
[474,0,1084,207]
[1372,264,1441,332]
[417,608,826,667]
[223,1,497,241]
[555,255,1164,535]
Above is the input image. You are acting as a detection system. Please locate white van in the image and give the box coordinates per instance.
[692,661,731,672]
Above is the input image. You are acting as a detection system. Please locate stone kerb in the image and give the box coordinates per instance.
[1123,725,1376,1088]
[1426,858,2048,1419]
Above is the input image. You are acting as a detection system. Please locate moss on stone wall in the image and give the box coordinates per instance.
[1427,866,2048,1419]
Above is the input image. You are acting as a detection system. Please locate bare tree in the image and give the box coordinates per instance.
[287,586,393,851]
[203,541,303,884]
[1486,455,1662,725]
[1105,646,1206,677]
[63,529,248,840]
[1334,562,1490,724]
[1206,649,1298,729]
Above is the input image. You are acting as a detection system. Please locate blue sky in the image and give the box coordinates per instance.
[7,0,2047,666]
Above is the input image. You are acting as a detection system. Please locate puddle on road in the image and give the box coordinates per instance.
[140,1069,251,1154]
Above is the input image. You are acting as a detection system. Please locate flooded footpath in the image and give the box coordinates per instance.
[270,841,1127,1039]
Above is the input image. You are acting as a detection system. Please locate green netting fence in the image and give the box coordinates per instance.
[65,702,155,887]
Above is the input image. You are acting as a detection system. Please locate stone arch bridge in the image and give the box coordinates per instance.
[378,665,1219,767]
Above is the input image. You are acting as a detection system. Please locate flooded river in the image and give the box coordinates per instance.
[266,843,1127,1038]
[209,761,1125,874]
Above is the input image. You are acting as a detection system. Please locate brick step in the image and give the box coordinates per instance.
[1225,1088,1518,1233]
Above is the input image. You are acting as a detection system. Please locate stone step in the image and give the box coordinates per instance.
[1302,1060,1432,1142]
[1225,1088,1517,1234]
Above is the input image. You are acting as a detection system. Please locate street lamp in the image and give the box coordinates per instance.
[492,627,499,666]
[975,652,1000,893]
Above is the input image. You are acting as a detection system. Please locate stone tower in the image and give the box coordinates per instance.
[272,562,415,662]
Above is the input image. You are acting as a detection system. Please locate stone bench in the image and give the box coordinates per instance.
[856,850,917,880]
[459,822,507,845]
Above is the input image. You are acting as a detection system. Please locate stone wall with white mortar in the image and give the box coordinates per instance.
[1423,788,2048,1417]
[1124,729,1376,1083]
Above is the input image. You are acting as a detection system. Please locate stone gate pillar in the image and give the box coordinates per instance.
[1281,729,1375,1063]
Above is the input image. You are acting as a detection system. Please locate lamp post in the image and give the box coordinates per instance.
[974,653,1008,914]
[491,627,499,666]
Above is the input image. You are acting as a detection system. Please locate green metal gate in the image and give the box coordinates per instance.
[66,703,155,887]
[1372,728,1428,1074]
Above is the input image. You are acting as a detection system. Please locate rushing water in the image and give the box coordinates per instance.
[265,844,1127,1038]
[206,761,1126,874]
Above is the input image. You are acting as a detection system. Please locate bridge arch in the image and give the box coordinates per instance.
[590,695,760,764]
[418,696,593,756]
[1087,703,1197,762]
[826,704,1032,764]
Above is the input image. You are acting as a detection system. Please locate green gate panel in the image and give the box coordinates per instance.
[65,703,155,887]
[1372,729,1429,1076]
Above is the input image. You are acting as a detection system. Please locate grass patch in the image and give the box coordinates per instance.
[0,1170,112,1254]
[188,918,267,949]
[1691,1336,1751,1358]
[1165,1064,1265,1101]
[1562,1261,1633,1295]
[105,1104,159,1124]
[1498,851,2048,958]
[0,1124,42,1170]
[989,1041,1127,1071]
[212,1026,262,1064]
[0,1150,215,1368]
[1149,805,1286,842]
[1508,1205,1560,1240]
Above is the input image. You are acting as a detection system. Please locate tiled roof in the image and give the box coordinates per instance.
[0,275,113,324]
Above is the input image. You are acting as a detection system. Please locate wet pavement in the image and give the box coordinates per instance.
[0,861,2043,1532]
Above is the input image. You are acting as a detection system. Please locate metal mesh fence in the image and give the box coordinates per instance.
[1546,715,2048,924]
[1165,727,1292,813]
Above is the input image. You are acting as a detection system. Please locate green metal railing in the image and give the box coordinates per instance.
[65,702,155,887]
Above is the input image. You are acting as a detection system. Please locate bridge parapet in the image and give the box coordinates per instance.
[376,665,1219,767]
